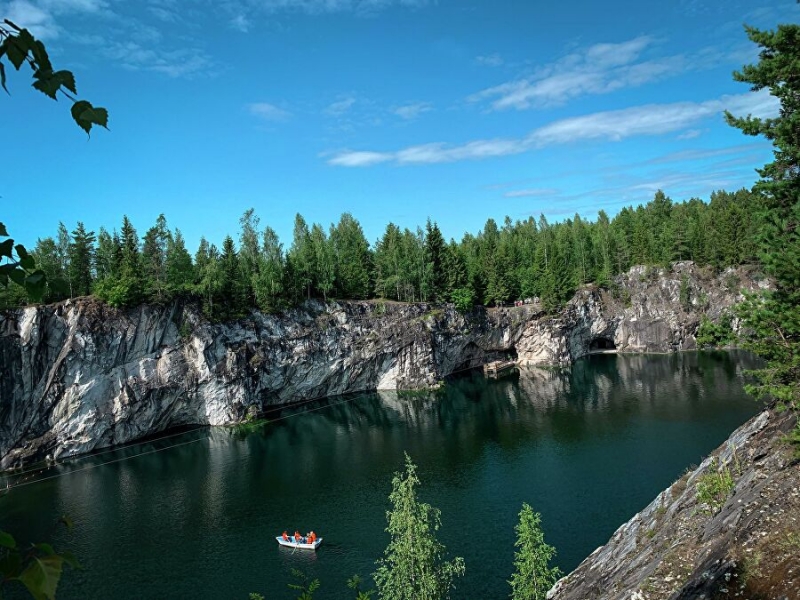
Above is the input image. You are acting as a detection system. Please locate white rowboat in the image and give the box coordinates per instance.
[276,536,323,551]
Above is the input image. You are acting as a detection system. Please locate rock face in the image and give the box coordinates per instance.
[547,407,799,600]
[516,262,768,366]
[0,263,765,468]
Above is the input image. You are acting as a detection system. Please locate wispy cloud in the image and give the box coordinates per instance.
[104,42,213,78]
[326,150,393,167]
[468,36,681,111]
[248,102,291,121]
[1,0,106,39]
[327,89,780,167]
[504,188,558,198]
[2,1,58,38]
[324,96,357,117]
[393,102,432,120]
[223,0,429,19]
[475,53,503,67]
[230,13,251,31]
[676,129,704,140]
[647,143,770,165]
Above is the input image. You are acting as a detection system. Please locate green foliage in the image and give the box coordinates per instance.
[347,574,376,599]
[93,275,140,308]
[508,503,561,600]
[0,527,79,600]
[287,568,320,600]
[373,453,465,600]
[2,186,770,317]
[725,23,800,444]
[0,19,108,134]
[679,274,691,311]
[696,313,736,349]
[0,222,46,302]
[695,458,735,514]
[450,287,474,313]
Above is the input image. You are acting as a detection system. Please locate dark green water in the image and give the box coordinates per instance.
[0,352,762,599]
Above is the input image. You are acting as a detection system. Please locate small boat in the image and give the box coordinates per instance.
[276,536,323,551]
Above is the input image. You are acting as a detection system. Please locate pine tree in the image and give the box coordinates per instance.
[310,223,335,301]
[330,213,372,299]
[141,214,170,302]
[288,214,314,301]
[68,222,96,297]
[56,222,72,297]
[725,23,800,450]
[94,228,115,283]
[508,503,561,600]
[238,209,261,305]
[194,238,222,318]
[165,229,194,294]
[423,219,446,302]
[373,454,465,600]
[253,226,285,313]
[119,216,140,279]
[219,235,245,319]
[32,237,68,302]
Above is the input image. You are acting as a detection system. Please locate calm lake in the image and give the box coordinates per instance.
[0,351,762,599]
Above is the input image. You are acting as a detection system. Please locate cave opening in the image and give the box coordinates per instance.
[589,337,616,351]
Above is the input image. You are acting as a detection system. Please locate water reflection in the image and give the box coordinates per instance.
[0,351,762,600]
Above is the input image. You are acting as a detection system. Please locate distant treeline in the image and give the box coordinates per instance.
[0,188,761,318]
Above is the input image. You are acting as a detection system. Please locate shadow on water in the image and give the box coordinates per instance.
[0,351,764,600]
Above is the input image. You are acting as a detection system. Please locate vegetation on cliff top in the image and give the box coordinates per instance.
[0,187,765,319]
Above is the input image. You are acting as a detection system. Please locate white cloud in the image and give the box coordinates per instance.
[324,96,357,116]
[475,53,503,67]
[468,36,688,111]
[230,13,251,31]
[393,102,432,120]
[1,0,107,39]
[676,129,703,140]
[248,102,291,121]
[528,90,779,147]
[504,188,558,198]
[326,89,780,167]
[327,150,393,167]
[104,42,213,78]
[239,0,428,15]
[2,0,59,38]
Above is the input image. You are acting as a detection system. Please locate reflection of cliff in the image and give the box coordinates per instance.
[0,263,761,468]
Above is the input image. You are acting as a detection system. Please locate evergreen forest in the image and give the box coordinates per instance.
[0,188,764,319]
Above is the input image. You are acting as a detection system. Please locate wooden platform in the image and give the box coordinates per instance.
[484,360,516,376]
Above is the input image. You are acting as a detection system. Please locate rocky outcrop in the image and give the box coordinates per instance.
[516,262,768,366]
[547,406,799,600]
[0,263,765,468]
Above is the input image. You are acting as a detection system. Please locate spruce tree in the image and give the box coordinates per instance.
[330,213,372,299]
[726,23,800,449]
[68,222,96,297]
[165,229,194,294]
[423,220,446,302]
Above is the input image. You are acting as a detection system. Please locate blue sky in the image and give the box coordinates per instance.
[0,0,796,250]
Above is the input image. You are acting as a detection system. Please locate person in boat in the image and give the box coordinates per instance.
[308,531,316,543]
[294,530,302,543]
[282,531,289,541]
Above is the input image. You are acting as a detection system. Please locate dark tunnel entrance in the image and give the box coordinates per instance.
[589,337,616,351]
